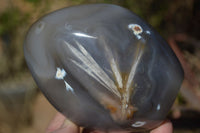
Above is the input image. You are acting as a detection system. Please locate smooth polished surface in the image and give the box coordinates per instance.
[24,4,184,132]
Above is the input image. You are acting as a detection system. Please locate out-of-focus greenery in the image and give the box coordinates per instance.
[0,8,29,80]
[0,8,24,35]
[177,93,187,105]
[24,0,41,5]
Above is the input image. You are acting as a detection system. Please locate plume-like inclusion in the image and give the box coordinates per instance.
[24,4,184,132]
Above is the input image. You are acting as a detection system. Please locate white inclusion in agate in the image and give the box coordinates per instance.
[64,80,74,92]
[73,32,97,39]
[128,24,143,40]
[55,67,74,93]
[132,121,146,127]
[55,67,66,80]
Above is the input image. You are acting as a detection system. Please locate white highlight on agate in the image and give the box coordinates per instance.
[146,30,151,34]
[55,67,74,93]
[132,121,146,127]
[73,32,97,39]
[157,104,161,111]
[63,40,121,98]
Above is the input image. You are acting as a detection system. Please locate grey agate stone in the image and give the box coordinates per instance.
[24,4,184,132]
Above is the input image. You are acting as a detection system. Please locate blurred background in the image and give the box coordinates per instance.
[0,0,200,132]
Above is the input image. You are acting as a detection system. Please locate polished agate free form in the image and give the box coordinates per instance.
[24,4,184,132]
